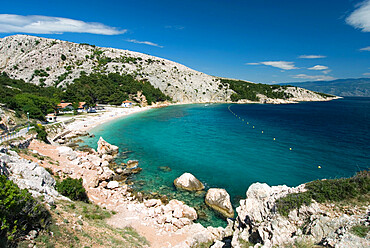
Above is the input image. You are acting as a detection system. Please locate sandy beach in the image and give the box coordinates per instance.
[64,105,155,132]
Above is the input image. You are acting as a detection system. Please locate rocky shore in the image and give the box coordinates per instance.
[9,133,230,247]
[1,106,368,247]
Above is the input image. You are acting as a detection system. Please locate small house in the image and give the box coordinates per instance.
[77,102,88,112]
[45,114,57,123]
[121,100,133,108]
[57,102,73,112]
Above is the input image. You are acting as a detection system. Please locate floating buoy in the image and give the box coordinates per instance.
[318,166,321,169]
[261,131,264,133]
[289,147,292,151]
[273,137,276,141]
[253,126,255,128]
[247,122,249,124]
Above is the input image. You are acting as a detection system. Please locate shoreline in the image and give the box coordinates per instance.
[64,96,342,133]
[8,97,368,247]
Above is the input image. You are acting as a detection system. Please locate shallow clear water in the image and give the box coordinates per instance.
[83,97,370,227]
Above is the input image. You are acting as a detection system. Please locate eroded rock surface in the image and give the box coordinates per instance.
[174,172,204,191]
[205,188,234,218]
[97,137,119,156]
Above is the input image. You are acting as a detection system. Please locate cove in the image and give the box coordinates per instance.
[83,97,370,226]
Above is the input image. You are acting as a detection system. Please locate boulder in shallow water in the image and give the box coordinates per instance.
[174,172,204,191]
[205,188,234,218]
[126,160,139,169]
[97,137,119,156]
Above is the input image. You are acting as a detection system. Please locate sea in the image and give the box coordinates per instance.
[82,97,370,227]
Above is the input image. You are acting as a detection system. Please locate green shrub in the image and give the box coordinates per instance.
[276,192,312,217]
[220,78,293,102]
[33,124,49,143]
[276,171,370,216]
[0,175,50,246]
[350,224,370,238]
[56,178,88,202]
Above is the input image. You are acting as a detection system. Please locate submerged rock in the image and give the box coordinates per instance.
[126,160,139,169]
[174,172,204,191]
[158,166,172,172]
[205,188,234,219]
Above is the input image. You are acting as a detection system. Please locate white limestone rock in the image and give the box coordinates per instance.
[97,137,119,156]
[174,172,204,191]
[205,188,234,218]
[106,180,119,189]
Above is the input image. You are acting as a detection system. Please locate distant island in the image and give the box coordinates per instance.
[282,78,370,97]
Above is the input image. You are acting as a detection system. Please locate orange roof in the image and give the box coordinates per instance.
[122,100,132,103]
[78,102,86,108]
[57,102,72,108]
[46,113,56,117]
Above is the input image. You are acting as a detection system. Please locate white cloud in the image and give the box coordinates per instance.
[322,70,332,74]
[360,46,370,51]
[246,61,298,70]
[298,55,326,59]
[293,74,335,81]
[126,39,163,48]
[308,65,329,70]
[0,14,125,35]
[363,72,370,76]
[346,0,370,32]
[165,25,185,30]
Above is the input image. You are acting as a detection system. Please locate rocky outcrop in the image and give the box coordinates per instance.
[53,129,89,144]
[0,146,68,205]
[230,182,370,248]
[205,188,234,218]
[97,137,119,156]
[9,136,34,149]
[174,172,204,191]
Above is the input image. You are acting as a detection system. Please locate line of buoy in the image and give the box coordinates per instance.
[229,105,294,151]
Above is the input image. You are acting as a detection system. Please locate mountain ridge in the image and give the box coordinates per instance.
[282,78,370,97]
[0,34,335,103]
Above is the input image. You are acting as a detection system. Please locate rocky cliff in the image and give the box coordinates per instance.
[228,182,369,248]
[0,35,336,104]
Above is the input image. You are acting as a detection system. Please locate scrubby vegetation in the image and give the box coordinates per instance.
[0,71,170,120]
[276,171,370,217]
[64,73,171,105]
[350,224,370,238]
[33,123,49,143]
[56,178,88,202]
[220,78,292,102]
[0,73,61,120]
[0,175,50,246]
[314,91,335,98]
[17,200,148,248]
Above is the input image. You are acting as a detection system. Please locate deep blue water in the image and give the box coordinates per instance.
[83,97,370,226]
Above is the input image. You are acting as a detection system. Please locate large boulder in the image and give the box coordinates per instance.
[205,188,234,218]
[174,172,204,191]
[97,137,119,156]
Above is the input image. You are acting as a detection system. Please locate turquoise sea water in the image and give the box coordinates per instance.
[83,97,370,226]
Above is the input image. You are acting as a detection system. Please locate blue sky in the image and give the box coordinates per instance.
[1,0,369,84]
